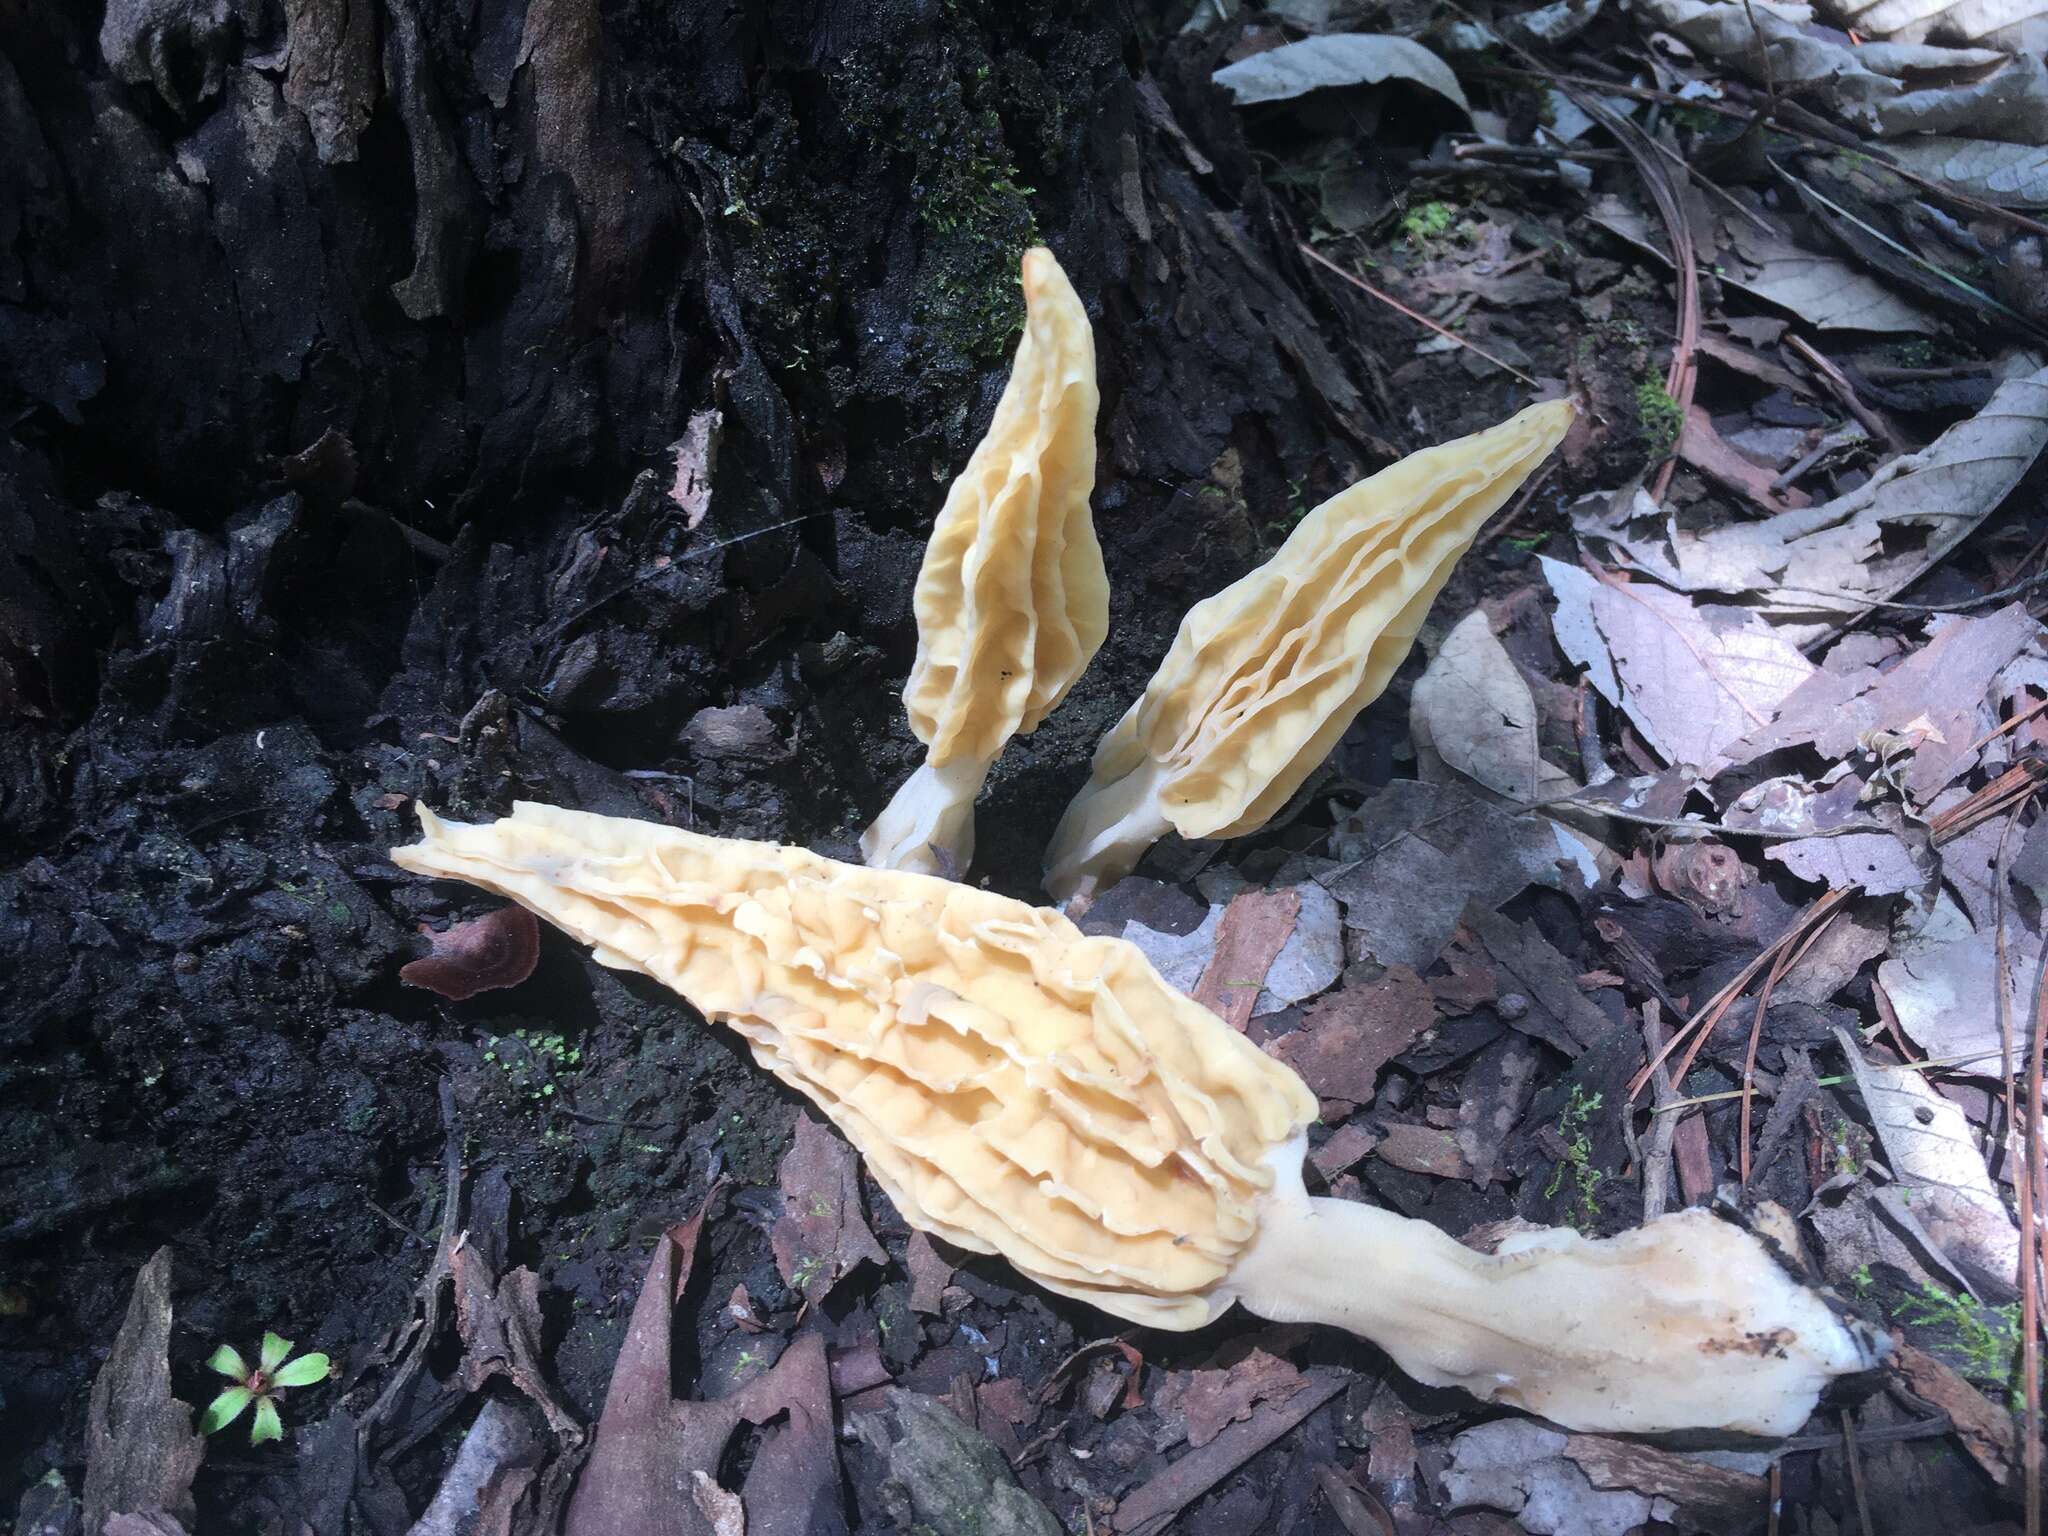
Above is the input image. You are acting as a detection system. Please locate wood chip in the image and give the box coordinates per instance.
[1191,887,1302,1031]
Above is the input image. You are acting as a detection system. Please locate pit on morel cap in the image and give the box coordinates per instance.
[1043,398,1574,904]
[861,246,1107,877]
[395,802,1884,1436]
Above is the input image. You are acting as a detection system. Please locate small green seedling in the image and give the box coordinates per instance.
[200,1331,332,1445]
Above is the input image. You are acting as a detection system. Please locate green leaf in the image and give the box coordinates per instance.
[272,1352,331,1388]
[250,1396,284,1446]
[259,1332,293,1371]
[206,1344,250,1379]
[200,1386,253,1434]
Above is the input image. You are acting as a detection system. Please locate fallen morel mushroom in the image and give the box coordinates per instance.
[860,246,1108,876]
[395,802,1882,1435]
[1043,398,1573,903]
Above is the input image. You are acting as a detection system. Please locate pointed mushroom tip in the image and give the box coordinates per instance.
[1521,395,1577,442]
[1019,245,1056,285]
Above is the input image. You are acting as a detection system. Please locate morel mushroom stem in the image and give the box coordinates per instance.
[1227,1137,1883,1436]
[858,755,995,876]
[1040,755,1173,908]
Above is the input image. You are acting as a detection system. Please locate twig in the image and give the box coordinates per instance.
[1641,1002,1679,1219]
[1653,1047,2017,1111]
[1783,335,1909,454]
[1970,696,2048,757]
[1298,244,1538,386]
[1841,1410,1874,1536]
[1740,910,1836,1188]
[2023,928,2048,1536]
[1995,798,2032,1164]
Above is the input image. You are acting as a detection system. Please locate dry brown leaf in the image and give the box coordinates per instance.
[1154,1349,1309,1449]
[1542,558,1816,774]
[1411,609,1578,802]
[772,1114,888,1307]
[1266,966,1436,1115]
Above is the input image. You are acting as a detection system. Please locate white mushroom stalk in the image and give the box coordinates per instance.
[1043,398,1574,904]
[395,802,1884,1436]
[860,246,1107,876]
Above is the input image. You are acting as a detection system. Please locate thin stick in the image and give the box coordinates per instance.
[1652,1046,2015,1111]
[1784,335,1908,454]
[2022,928,2048,1536]
[1741,910,1836,1188]
[1842,1410,1874,1536]
[1298,245,1538,387]
[1995,798,2031,1164]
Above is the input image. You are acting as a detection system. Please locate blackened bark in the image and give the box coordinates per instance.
[0,0,1391,1512]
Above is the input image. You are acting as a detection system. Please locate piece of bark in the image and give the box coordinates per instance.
[1893,1340,2018,1488]
[904,1232,954,1316]
[1191,887,1302,1032]
[1309,1121,1380,1182]
[854,1391,1059,1536]
[1267,966,1436,1114]
[82,1249,203,1536]
[1374,1122,1474,1181]
[1563,1435,1769,1533]
[1112,1371,1347,1536]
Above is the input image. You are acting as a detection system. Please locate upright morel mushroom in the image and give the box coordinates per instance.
[395,802,1883,1436]
[1043,398,1573,903]
[860,246,1107,876]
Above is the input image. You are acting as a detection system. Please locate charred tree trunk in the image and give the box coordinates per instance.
[0,0,1391,1506]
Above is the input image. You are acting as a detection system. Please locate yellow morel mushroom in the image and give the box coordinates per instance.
[1043,398,1574,903]
[394,801,1883,1436]
[860,246,1108,876]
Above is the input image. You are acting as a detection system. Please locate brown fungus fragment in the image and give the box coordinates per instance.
[399,905,541,1000]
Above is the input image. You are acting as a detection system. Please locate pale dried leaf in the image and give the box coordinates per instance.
[1541,559,1815,773]
[1212,34,1469,112]
[1884,138,2048,207]
[1637,0,2048,140]
[1590,197,1938,333]
[670,408,722,530]
[1442,1421,1670,1536]
[1765,831,1924,895]
[1834,1028,2020,1290]
[1411,609,1577,801]
[1820,0,2047,53]
[1586,368,2048,641]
